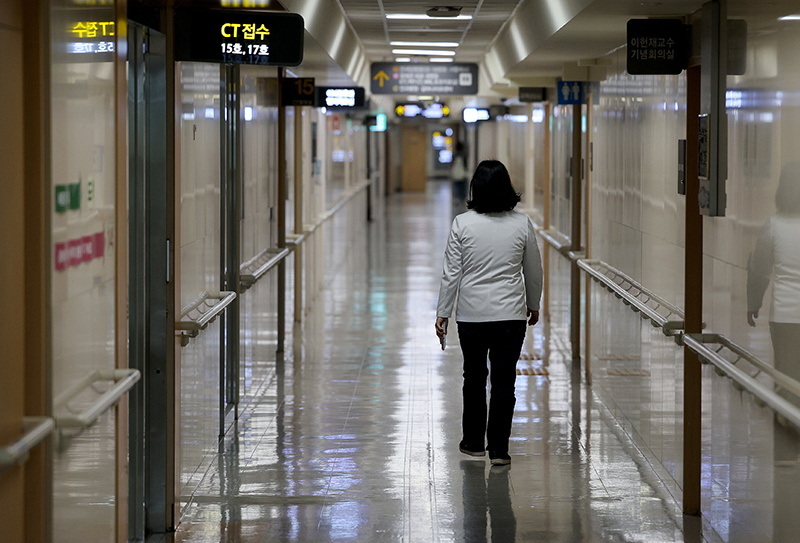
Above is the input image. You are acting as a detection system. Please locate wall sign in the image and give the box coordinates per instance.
[281,78,315,106]
[557,81,584,105]
[371,63,478,95]
[175,9,304,66]
[626,19,689,75]
[55,231,105,272]
[315,87,366,109]
[55,182,81,213]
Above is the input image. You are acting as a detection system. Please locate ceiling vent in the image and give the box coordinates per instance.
[425,6,463,17]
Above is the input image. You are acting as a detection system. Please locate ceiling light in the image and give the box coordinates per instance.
[390,41,459,47]
[386,13,472,20]
[779,13,800,20]
[392,49,456,56]
[430,58,454,63]
[395,57,411,62]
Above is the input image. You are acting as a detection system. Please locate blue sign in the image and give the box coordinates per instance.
[557,81,584,105]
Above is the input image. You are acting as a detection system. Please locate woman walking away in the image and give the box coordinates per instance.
[435,160,543,466]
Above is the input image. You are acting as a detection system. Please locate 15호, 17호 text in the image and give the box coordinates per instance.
[221,43,269,56]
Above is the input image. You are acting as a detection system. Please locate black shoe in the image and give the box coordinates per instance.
[489,451,511,465]
[459,440,485,457]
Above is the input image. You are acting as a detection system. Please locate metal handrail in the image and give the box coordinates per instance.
[239,247,291,291]
[178,290,237,345]
[236,180,372,292]
[0,417,54,468]
[577,258,686,336]
[538,229,572,257]
[54,369,141,428]
[682,333,800,400]
[683,333,800,430]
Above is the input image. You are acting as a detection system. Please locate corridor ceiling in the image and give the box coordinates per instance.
[276,0,800,98]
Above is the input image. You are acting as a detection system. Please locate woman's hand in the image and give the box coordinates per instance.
[436,317,449,340]
[747,310,758,327]
[527,308,539,326]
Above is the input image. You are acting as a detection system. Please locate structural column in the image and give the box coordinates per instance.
[570,101,583,362]
[276,68,286,354]
[294,106,303,323]
[683,64,703,516]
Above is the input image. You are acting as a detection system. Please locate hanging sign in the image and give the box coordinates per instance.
[315,87,366,108]
[52,7,116,63]
[175,9,304,66]
[281,78,315,106]
[519,87,546,102]
[626,19,689,75]
[371,63,478,95]
[557,81,584,105]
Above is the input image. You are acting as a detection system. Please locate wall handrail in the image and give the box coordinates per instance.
[682,332,800,400]
[0,417,54,468]
[537,229,572,257]
[237,180,372,292]
[54,369,141,429]
[683,333,800,430]
[178,290,237,345]
[239,248,291,291]
[577,258,686,336]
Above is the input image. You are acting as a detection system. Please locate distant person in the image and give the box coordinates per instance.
[747,161,800,388]
[450,142,469,208]
[435,160,543,466]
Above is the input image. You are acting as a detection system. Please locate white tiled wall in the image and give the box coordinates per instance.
[49,4,117,541]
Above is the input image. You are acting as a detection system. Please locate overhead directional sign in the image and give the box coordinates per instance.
[371,63,478,95]
[175,9,304,66]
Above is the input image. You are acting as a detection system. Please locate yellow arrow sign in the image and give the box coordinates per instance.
[373,70,390,87]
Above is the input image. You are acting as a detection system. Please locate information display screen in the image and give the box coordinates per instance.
[316,87,366,109]
[175,9,304,66]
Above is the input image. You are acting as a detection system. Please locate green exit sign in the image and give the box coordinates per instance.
[55,182,81,213]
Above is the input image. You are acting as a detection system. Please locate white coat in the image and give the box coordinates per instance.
[437,210,543,322]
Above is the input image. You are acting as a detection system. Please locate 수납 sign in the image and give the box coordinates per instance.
[626,19,689,75]
[371,63,478,95]
[175,9,304,66]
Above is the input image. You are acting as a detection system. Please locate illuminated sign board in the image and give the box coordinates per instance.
[53,7,116,62]
[175,9,304,66]
[315,87,366,108]
[368,113,387,132]
[462,107,490,123]
[395,103,450,119]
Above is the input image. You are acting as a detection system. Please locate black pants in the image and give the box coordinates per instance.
[457,320,526,454]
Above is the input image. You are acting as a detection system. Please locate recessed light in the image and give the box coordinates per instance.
[779,13,800,20]
[395,57,412,62]
[392,49,456,56]
[430,58,454,63]
[390,41,459,47]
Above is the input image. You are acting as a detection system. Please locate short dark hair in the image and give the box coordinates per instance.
[466,160,521,213]
[776,161,800,215]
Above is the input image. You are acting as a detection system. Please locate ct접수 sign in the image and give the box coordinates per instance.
[175,9,304,66]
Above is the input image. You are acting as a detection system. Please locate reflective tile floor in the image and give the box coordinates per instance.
[170,182,704,542]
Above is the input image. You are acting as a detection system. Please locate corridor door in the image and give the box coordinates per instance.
[401,125,428,191]
[128,22,176,538]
